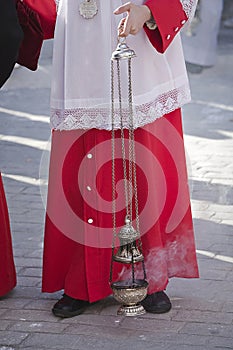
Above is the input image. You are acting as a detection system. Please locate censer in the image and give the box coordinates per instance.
[110,37,148,317]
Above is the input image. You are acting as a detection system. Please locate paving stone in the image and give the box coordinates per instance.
[166,345,221,350]
[3,287,54,300]
[13,258,42,268]
[179,322,233,338]
[171,297,223,312]
[195,239,216,250]
[26,249,43,259]
[10,222,44,234]
[120,317,184,333]
[0,321,14,331]
[60,314,124,327]
[2,309,59,323]
[16,277,41,287]
[64,323,135,339]
[8,320,68,334]
[209,243,233,255]
[9,199,44,210]
[23,299,56,311]
[0,331,28,346]
[225,270,233,282]
[193,219,233,236]
[19,333,167,350]
[198,268,228,281]
[0,310,9,318]
[17,267,42,278]
[168,278,216,300]
[208,336,233,348]
[129,332,209,347]
[10,212,44,224]
[197,258,233,272]
[13,248,42,260]
[0,299,29,310]
[172,309,233,325]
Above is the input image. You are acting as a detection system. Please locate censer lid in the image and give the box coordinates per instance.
[118,216,139,241]
[111,37,136,60]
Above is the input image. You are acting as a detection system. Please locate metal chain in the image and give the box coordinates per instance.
[127,59,147,280]
[110,60,116,283]
[117,60,130,216]
[127,59,135,227]
[127,59,133,224]
[110,49,147,283]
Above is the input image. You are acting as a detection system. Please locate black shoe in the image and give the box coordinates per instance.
[141,291,172,314]
[52,294,89,318]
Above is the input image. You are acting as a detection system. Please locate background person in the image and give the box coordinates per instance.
[0,0,23,88]
[181,0,224,73]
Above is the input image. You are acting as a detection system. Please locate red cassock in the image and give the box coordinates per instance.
[42,110,199,302]
[0,173,16,297]
[42,0,199,302]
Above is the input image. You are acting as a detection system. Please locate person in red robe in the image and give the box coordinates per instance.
[0,0,23,88]
[42,0,199,318]
[0,173,16,297]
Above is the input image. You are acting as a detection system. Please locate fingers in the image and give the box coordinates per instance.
[118,17,138,37]
[116,4,138,37]
[115,2,132,37]
[114,2,147,37]
[118,18,126,37]
[114,2,131,15]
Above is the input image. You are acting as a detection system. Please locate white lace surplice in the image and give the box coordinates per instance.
[51,0,196,131]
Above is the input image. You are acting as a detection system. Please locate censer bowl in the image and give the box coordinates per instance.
[111,279,148,316]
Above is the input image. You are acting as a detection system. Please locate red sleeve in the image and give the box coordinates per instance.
[144,0,188,53]
[24,0,57,39]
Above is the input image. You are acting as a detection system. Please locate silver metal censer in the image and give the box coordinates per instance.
[110,37,148,317]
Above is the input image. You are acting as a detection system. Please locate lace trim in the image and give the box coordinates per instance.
[50,85,190,131]
[180,0,197,19]
[54,0,60,11]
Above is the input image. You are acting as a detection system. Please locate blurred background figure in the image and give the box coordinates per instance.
[181,0,224,73]
[222,0,233,28]
[0,0,23,88]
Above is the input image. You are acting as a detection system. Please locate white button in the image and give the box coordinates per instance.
[181,20,186,25]
[166,34,171,40]
[174,27,179,32]
[88,218,93,224]
[87,153,93,159]
[87,186,92,191]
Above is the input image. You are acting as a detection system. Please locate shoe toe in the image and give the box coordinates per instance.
[141,291,171,314]
[52,294,89,318]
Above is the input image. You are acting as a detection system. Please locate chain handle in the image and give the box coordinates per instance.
[110,50,147,283]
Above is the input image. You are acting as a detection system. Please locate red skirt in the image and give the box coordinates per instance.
[0,173,16,296]
[42,109,199,302]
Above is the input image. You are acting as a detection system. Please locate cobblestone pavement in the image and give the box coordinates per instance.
[0,27,233,350]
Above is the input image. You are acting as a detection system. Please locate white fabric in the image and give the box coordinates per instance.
[50,0,192,131]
